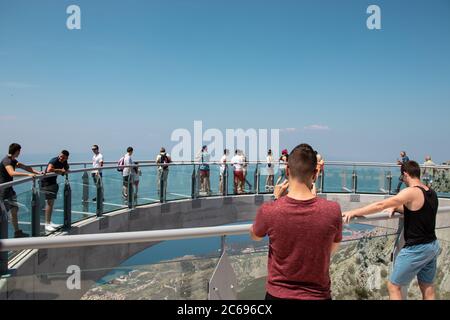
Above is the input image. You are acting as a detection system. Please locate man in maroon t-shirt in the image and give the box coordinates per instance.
[250,144,342,300]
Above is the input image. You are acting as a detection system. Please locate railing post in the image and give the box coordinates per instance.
[63,174,72,230]
[223,165,228,197]
[31,180,41,237]
[96,175,103,217]
[128,174,133,209]
[320,170,325,193]
[191,166,196,199]
[254,164,259,194]
[159,170,165,203]
[387,171,392,195]
[0,201,8,275]
[82,165,89,212]
[352,169,358,193]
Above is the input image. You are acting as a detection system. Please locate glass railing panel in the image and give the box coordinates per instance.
[258,163,275,194]
[133,165,159,206]
[355,167,390,194]
[66,172,97,225]
[7,188,33,239]
[38,179,66,235]
[165,165,193,201]
[100,170,129,214]
[79,237,223,299]
[322,165,354,193]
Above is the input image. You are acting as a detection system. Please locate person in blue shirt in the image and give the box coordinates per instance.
[395,151,410,193]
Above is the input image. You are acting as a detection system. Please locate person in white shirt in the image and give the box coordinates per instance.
[91,145,104,201]
[231,150,244,194]
[219,149,229,194]
[265,149,274,191]
[122,147,134,199]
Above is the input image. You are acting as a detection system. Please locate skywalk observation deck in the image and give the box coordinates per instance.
[1,161,450,300]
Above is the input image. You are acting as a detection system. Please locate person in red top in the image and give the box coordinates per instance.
[250,143,342,300]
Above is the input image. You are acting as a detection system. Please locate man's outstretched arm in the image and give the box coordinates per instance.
[342,189,413,223]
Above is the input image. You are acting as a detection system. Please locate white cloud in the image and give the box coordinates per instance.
[303,124,330,131]
[280,127,298,132]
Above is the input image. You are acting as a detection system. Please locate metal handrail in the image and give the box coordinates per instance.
[26,160,450,168]
[2,160,449,191]
[1,207,449,252]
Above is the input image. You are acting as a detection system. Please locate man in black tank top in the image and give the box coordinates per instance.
[343,161,440,300]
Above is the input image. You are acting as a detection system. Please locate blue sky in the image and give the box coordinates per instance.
[1,0,449,163]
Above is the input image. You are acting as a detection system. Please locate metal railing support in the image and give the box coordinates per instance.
[352,169,358,193]
[0,201,8,275]
[191,166,196,199]
[31,180,41,237]
[387,171,393,195]
[96,175,104,217]
[127,176,133,209]
[254,164,259,194]
[63,175,72,229]
[82,166,89,212]
[159,171,165,203]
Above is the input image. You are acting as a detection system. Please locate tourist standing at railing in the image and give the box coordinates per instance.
[196,145,211,195]
[0,143,42,238]
[422,156,436,188]
[156,147,171,199]
[343,161,440,300]
[275,149,288,185]
[250,144,342,300]
[395,151,410,193]
[40,150,70,233]
[219,149,229,194]
[265,149,274,192]
[91,145,104,202]
[121,147,134,200]
[231,150,243,194]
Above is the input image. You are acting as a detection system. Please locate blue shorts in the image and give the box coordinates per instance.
[390,240,440,286]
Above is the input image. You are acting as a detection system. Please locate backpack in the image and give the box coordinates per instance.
[117,156,125,172]
[159,153,170,170]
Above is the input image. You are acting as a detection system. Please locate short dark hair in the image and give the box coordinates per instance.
[61,150,70,157]
[401,161,421,179]
[287,143,317,182]
[9,143,21,155]
[127,147,133,153]
[92,144,99,150]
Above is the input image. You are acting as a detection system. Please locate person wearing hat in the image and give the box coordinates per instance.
[276,149,289,185]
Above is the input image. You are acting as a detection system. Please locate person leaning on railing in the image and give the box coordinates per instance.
[342,160,440,300]
[250,144,342,300]
[0,143,43,238]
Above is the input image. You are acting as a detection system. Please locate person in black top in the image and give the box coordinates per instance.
[343,161,440,300]
[40,150,70,233]
[0,143,42,238]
